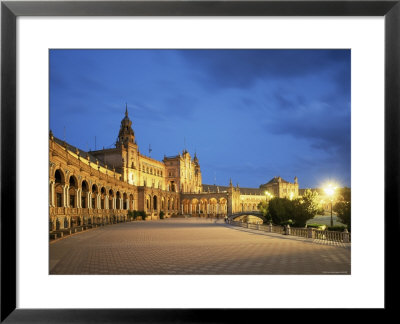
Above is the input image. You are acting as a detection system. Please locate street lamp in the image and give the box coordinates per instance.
[323,183,337,227]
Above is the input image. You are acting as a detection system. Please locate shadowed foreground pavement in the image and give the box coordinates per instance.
[49,219,350,275]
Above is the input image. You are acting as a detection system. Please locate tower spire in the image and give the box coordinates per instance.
[125,102,128,117]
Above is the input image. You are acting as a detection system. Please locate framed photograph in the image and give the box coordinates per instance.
[1,0,398,321]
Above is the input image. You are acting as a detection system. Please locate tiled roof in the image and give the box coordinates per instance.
[202,184,263,195]
[53,136,109,167]
[262,176,290,185]
[239,187,264,195]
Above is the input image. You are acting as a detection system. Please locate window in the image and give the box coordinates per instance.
[56,193,62,207]
[82,197,86,208]
[70,195,75,207]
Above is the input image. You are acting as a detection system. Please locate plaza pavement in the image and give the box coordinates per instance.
[49,218,351,275]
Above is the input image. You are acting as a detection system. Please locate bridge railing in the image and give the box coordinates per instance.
[227,220,350,243]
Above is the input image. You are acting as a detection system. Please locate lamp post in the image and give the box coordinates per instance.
[323,184,337,227]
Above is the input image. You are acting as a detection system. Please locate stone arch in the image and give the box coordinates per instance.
[209,198,218,214]
[146,194,152,211]
[54,169,65,207]
[68,175,78,208]
[190,198,199,215]
[109,189,114,209]
[218,197,227,215]
[81,180,89,208]
[54,168,65,184]
[91,184,98,209]
[100,187,106,209]
[123,192,128,210]
[229,211,267,223]
[116,191,121,209]
[200,198,208,215]
[153,195,158,211]
[182,199,190,214]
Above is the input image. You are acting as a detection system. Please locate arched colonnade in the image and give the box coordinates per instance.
[49,168,136,230]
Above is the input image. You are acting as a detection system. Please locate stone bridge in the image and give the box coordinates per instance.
[228,211,267,223]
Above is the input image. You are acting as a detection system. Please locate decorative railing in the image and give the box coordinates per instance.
[289,227,309,238]
[313,229,351,243]
[228,220,350,243]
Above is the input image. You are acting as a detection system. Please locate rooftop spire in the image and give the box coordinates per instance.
[125,103,128,117]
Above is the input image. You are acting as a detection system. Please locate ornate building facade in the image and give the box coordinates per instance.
[260,176,299,199]
[49,107,299,230]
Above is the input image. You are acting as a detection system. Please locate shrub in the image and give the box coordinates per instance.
[127,210,135,220]
[333,201,351,229]
[159,211,165,219]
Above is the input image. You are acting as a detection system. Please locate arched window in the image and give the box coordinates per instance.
[109,189,114,209]
[69,176,78,208]
[123,193,128,210]
[100,187,106,209]
[153,196,158,210]
[54,169,65,207]
[81,181,89,208]
[92,185,98,209]
[116,191,121,209]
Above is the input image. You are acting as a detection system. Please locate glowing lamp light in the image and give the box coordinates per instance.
[323,183,337,197]
[264,191,273,199]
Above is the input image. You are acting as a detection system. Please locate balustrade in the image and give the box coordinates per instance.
[227,220,350,243]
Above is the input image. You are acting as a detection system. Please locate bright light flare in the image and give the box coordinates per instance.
[323,183,337,197]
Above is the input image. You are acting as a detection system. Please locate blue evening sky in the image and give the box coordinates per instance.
[49,49,350,189]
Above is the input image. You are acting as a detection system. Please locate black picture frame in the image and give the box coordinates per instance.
[1,0,398,322]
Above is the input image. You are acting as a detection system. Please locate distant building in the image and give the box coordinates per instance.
[260,176,299,199]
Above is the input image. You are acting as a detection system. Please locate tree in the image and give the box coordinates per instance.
[337,187,351,202]
[267,197,293,225]
[264,190,321,227]
[333,201,351,229]
[257,201,268,215]
[291,189,321,227]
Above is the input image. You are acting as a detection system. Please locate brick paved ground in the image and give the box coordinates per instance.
[49,219,351,275]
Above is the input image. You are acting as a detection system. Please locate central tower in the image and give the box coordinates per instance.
[116,105,139,184]
[116,104,135,147]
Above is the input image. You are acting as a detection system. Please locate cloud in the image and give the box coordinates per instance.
[179,49,350,91]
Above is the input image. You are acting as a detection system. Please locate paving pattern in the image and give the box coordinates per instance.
[49,219,351,275]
